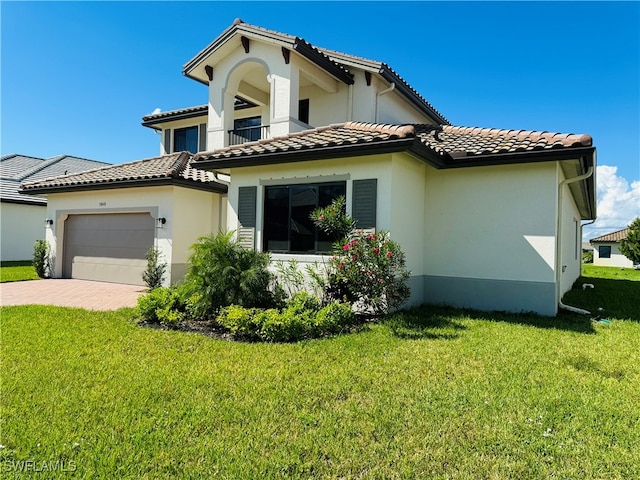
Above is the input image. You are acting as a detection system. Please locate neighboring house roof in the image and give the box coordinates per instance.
[193,121,594,169]
[141,105,208,128]
[182,19,449,125]
[1,154,109,205]
[590,228,628,243]
[19,152,228,195]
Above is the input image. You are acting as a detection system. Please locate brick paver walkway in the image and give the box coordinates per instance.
[0,279,145,310]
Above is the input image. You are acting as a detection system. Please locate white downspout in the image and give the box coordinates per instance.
[375,82,395,123]
[557,165,594,315]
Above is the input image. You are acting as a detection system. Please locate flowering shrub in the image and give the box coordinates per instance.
[310,195,355,241]
[326,231,410,315]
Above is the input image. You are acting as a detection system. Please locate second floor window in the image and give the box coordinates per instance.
[234,116,262,142]
[174,126,198,153]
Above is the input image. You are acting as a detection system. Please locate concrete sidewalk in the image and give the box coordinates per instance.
[1,279,146,310]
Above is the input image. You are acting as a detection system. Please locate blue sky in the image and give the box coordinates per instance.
[2,1,639,239]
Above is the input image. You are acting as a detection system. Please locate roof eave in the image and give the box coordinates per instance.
[379,67,449,125]
[195,137,417,170]
[19,177,228,196]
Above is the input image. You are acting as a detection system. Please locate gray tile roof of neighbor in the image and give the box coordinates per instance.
[192,121,594,169]
[19,152,228,195]
[1,154,109,204]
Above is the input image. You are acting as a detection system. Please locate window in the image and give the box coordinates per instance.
[174,126,198,153]
[233,116,262,142]
[263,182,346,253]
[599,245,611,259]
[298,99,309,124]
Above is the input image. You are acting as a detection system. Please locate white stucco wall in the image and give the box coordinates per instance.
[206,41,438,150]
[423,162,558,282]
[0,202,46,261]
[593,242,634,267]
[558,165,584,298]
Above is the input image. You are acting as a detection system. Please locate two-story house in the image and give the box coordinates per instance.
[21,19,596,316]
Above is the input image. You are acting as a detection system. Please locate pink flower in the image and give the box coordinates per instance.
[373,247,380,254]
[318,215,324,221]
[387,252,393,258]
[343,244,350,251]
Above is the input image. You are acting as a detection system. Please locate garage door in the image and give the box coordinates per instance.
[63,213,155,285]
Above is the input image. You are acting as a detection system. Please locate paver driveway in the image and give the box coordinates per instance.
[1,279,145,310]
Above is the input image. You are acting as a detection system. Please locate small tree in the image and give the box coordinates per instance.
[142,246,167,290]
[620,217,640,265]
[33,240,50,278]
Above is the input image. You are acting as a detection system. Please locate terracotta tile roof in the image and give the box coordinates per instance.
[19,152,227,194]
[193,122,593,167]
[590,228,628,243]
[415,125,593,157]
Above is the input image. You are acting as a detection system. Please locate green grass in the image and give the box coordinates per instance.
[1,271,639,478]
[0,261,39,283]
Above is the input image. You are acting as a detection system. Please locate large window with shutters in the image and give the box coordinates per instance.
[164,123,207,154]
[263,182,346,253]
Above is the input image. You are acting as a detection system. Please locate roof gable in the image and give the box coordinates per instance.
[182,19,448,125]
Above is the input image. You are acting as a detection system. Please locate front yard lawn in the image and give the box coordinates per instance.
[1,266,639,478]
[0,261,39,283]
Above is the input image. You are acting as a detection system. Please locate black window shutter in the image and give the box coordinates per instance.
[352,179,377,229]
[164,129,172,154]
[238,186,257,228]
[198,123,207,152]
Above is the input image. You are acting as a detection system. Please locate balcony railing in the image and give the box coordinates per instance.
[228,125,270,146]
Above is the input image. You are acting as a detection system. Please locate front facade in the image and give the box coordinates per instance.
[590,229,635,268]
[21,20,597,315]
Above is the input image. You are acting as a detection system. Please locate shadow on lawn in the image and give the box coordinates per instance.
[386,303,596,339]
[562,276,640,322]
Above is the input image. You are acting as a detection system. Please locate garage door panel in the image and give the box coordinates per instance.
[63,213,155,285]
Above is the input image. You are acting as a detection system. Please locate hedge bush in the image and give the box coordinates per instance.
[217,293,356,342]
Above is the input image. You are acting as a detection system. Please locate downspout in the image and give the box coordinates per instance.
[557,165,594,315]
[375,82,395,123]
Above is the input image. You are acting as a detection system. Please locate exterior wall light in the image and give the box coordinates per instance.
[45,219,54,226]
[156,217,167,228]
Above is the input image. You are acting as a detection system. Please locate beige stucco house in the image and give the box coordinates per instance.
[590,228,635,268]
[21,19,597,316]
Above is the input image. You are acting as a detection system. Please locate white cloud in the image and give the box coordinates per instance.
[583,165,640,241]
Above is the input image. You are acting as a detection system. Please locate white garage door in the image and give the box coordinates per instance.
[63,213,155,285]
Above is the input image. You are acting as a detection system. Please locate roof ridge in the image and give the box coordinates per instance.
[166,151,193,177]
[344,121,415,138]
[442,125,593,147]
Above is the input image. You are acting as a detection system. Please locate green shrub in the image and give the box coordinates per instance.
[217,304,262,340]
[216,295,356,342]
[32,240,50,279]
[582,250,594,264]
[313,302,356,335]
[310,195,355,241]
[181,232,278,319]
[142,247,167,290]
[136,287,184,327]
